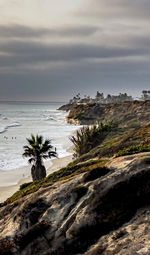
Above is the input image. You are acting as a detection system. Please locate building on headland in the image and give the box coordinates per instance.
[95,91,133,104]
[140,90,150,101]
[68,91,150,105]
[69,91,133,105]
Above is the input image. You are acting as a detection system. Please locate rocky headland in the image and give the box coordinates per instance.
[66,100,150,126]
[58,102,76,112]
[1,100,150,254]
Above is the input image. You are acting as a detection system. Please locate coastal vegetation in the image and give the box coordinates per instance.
[67,91,133,105]
[70,122,117,158]
[59,91,150,112]
[4,106,150,206]
[22,134,57,181]
[1,153,150,254]
[70,123,150,164]
[116,144,150,157]
[3,104,150,206]
[2,159,107,205]
[66,100,150,125]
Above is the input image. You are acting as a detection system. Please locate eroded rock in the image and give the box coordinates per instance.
[1,153,150,254]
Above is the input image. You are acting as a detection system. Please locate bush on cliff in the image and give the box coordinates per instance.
[70,122,117,158]
[116,144,150,157]
[2,159,107,205]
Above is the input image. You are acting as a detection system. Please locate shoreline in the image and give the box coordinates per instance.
[0,147,74,203]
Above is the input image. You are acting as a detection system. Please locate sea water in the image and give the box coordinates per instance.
[0,102,79,171]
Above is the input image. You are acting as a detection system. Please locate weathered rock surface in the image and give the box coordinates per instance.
[67,100,150,126]
[58,103,76,112]
[1,153,150,254]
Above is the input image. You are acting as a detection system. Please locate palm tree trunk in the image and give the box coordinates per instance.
[31,161,46,181]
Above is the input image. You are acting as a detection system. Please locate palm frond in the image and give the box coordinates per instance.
[48,151,58,158]
[22,151,34,158]
[43,139,52,146]
[42,155,49,159]
[36,135,43,145]
[28,158,35,164]
[23,134,58,165]
[23,145,31,150]
[26,138,35,146]
[40,145,53,154]
[31,134,35,143]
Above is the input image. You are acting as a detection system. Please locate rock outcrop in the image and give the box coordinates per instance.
[58,103,76,112]
[67,100,150,126]
[1,152,150,254]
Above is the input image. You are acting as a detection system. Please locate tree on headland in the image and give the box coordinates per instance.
[23,134,58,181]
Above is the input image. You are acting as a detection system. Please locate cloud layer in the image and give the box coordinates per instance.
[0,0,150,101]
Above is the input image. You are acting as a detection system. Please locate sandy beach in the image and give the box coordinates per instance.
[0,153,73,203]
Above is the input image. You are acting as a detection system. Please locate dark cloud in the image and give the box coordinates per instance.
[0,31,150,101]
[0,57,149,101]
[0,24,99,38]
[0,1,150,101]
[0,39,149,68]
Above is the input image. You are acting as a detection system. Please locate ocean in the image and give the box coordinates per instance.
[0,101,78,171]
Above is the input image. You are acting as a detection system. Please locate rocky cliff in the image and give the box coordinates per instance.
[58,103,75,112]
[67,100,150,126]
[1,152,150,255]
[1,100,150,255]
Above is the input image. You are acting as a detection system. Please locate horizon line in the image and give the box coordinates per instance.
[0,100,66,103]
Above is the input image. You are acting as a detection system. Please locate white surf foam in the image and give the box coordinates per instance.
[0,102,79,171]
[0,122,21,134]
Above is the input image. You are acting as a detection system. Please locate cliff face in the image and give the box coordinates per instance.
[58,103,76,112]
[67,100,150,126]
[1,153,150,255]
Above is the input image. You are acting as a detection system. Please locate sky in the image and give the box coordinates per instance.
[0,0,150,101]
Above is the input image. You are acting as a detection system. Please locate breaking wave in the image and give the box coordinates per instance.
[0,122,21,134]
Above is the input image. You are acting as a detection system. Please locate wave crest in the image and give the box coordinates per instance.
[0,122,21,134]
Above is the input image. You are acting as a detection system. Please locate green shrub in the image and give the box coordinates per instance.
[76,112,84,120]
[70,122,117,158]
[20,182,32,190]
[2,159,108,206]
[116,144,150,157]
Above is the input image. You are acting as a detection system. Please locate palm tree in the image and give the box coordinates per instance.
[23,134,58,181]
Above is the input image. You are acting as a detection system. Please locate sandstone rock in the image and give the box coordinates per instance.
[1,153,150,254]
[58,103,76,112]
[67,101,150,126]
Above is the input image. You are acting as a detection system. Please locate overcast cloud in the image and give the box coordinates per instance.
[0,0,150,101]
